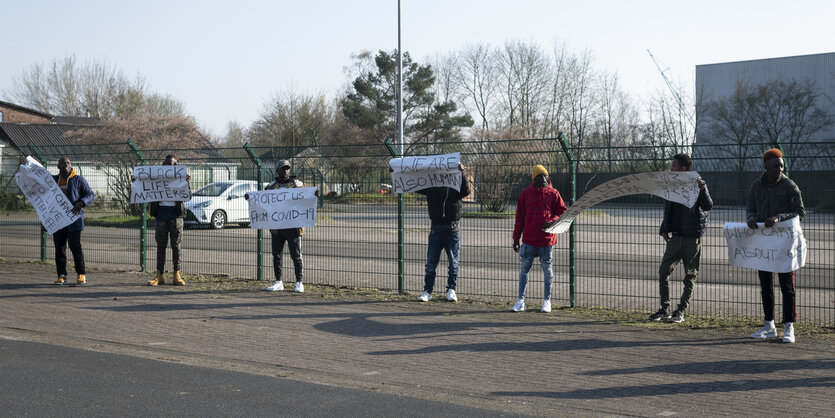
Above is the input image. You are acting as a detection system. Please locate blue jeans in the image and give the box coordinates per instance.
[517,243,553,300]
[424,230,460,293]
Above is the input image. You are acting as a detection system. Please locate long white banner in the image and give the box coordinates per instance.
[723,217,807,273]
[247,187,318,229]
[389,152,461,193]
[544,171,702,234]
[131,165,191,203]
[15,156,80,234]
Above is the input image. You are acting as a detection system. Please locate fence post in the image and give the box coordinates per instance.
[244,143,265,281]
[384,139,405,293]
[556,133,577,308]
[126,139,148,272]
[27,142,48,262]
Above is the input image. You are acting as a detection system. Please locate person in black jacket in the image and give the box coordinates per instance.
[147,154,190,286]
[649,154,712,323]
[415,163,470,302]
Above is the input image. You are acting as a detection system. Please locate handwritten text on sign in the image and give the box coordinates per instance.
[544,171,702,234]
[131,165,190,203]
[389,152,461,193]
[247,187,318,229]
[723,217,806,273]
[15,156,79,234]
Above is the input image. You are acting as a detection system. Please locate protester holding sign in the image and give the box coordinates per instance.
[511,165,567,313]
[649,154,712,324]
[247,160,317,293]
[144,155,190,286]
[411,162,469,302]
[52,157,95,285]
[747,148,806,343]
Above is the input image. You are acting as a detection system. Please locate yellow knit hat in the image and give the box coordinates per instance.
[531,164,548,181]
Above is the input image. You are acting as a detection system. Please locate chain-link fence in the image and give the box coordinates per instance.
[1,138,832,326]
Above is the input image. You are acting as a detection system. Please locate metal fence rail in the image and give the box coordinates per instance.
[1,139,832,326]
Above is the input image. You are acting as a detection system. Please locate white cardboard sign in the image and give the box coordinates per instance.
[724,217,807,273]
[15,156,80,234]
[389,152,461,193]
[131,165,191,203]
[544,171,702,234]
[247,187,318,229]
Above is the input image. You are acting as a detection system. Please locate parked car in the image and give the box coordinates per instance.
[185,181,260,229]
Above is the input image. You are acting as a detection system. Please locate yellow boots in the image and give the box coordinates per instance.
[172,271,186,286]
[148,271,185,286]
[148,271,165,286]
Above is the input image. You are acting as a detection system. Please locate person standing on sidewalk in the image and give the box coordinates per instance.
[747,148,805,343]
[649,154,712,323]
[146,154,190,286]
[511,164,567,313]
[252,160,316,293]
[415,163,470,302]
[53,157,95,285]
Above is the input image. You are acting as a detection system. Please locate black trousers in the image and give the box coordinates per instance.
[758,270,796,323]
[271,229,303,282]
[54,228,85,276]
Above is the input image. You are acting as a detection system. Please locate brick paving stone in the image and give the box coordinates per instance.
[1,259,833,417]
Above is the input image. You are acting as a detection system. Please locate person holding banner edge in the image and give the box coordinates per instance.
[53,157,95,285]
[146,154,190,286]
[649,154,712,323]
[511,164,567,312]
[412,163,470,302]
[247,159,318,293]
[747,148,805,343]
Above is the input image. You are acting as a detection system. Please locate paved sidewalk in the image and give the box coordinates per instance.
[1,259,833,417]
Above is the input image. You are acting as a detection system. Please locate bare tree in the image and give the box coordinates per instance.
[453,43,499,134]
[495,40,552,136]
[248,88,333,155]
[7,56,150,119]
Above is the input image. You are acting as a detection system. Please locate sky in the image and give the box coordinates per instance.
[2,0,833,137]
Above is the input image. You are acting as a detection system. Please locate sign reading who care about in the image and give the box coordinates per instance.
[246,187,318,230]
[131,165,191,204]
[389,152,462,194]
[723,217,807,273]
[544,171,702,234]
[15,156,79,234]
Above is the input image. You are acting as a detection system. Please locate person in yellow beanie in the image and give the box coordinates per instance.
[511,164,567,312]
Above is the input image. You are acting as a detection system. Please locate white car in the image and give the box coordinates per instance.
[185,181,260,229]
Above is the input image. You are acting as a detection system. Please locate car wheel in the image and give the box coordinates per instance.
[210,210,227,229]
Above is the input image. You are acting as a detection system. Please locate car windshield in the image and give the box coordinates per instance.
[193,183,232,197]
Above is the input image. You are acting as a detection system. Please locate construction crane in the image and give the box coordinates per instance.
[647,49,695,128]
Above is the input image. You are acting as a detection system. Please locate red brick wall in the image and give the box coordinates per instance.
[0,105,51,123]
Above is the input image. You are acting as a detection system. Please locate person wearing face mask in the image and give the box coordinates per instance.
[248,160,318,293]
[747,148,805,343]
[649,154,712,324]
[511,164,567,313]
[52,157,95,285]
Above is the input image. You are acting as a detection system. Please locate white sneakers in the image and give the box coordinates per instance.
[751,320,796,343]
[511,299,525,312]
[783,322,795,343]
[418,291,432,302]
[541,299,551,313]
[751,320,778,339]
[446,289,457,302]
[295,282,304,293]
[266,280,284,291]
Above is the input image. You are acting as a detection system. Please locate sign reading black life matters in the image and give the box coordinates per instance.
[15,156,80,234]
[389,152,462,193]
[131,165,191,204]
[246,187,318,229]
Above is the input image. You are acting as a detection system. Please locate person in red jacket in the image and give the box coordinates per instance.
[511,165,567,312]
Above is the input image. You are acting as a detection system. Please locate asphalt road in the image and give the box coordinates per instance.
[0,338,522,418]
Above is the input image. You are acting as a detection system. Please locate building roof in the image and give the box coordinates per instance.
[0,100,53,119]
[0,123,96,157]
[50,115,100,125]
